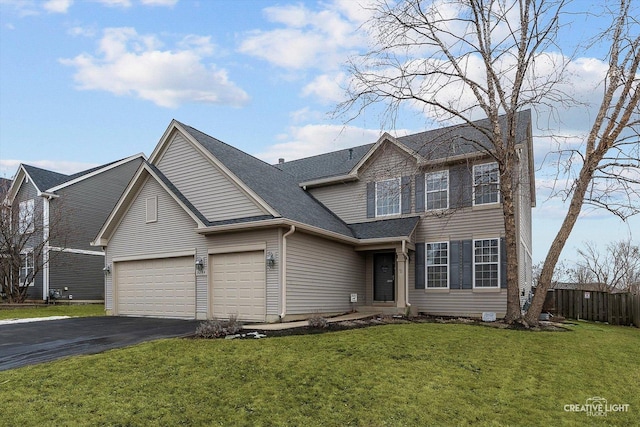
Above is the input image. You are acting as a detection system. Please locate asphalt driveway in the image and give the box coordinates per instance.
[0,316,199,371]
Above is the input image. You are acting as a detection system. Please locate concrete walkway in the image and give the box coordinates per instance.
[242,312,377,331]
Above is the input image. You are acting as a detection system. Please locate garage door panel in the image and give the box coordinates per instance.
[115,256,195,319]
[210,251,265,322]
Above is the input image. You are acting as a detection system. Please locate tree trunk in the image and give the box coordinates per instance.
[501,159,522,323]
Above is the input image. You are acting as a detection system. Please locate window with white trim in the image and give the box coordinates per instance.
[426,242,449,288]
[473,163,499,205]
[20,250,35,286]
[18,199,35,233]
[426,170,448,210]
[375,178,401,217]
[473,238,499,288]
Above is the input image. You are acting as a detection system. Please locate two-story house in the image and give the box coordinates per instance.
[93,111,534,321]
[4,155,144,302]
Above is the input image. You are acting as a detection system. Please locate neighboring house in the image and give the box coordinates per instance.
[4,155,145,301]
[93,111,535,321]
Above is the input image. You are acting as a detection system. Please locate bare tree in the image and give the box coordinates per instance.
[0,195,71,303]
[576,239,640,293]
[338,0,639,325]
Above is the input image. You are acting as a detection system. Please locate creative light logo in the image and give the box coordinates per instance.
[564,397,630,417]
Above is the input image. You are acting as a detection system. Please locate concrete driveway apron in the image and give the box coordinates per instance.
[0,316,198,371]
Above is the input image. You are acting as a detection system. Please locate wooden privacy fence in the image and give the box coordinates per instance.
[550,289,640,327]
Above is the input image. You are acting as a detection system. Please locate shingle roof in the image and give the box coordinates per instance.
[348,216,420,239]
[274,143,374,182]
[277,110,532,182]
[178,123,355,238]
[22,165,70,191]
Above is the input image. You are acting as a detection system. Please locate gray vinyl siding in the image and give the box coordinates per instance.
[50,158,143,251]
[286,232,365,314]
[414,206,504,242]
[105,177,209,315]
[49,252,104,300]
[14,179,44,299]
[310,144,418,223]
[157,133,266,222]
[409,288,508,318]
[517,143,534,306]
[204,229,280,318]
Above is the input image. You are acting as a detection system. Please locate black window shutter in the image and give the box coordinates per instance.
[449,240,461,289]
[401,176,411,214]
[500,237,507,289]
[415,243,425,289]
[415,173,425,212]
[450,163,472,208]
[366,182,375,218]
[462,239,473,289]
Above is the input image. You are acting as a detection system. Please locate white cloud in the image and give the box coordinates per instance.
[95,0,132,7]
[302,72,348,104]
[140,0,177,6]
[60,27,250,108]
[239,1,371,71]
[43,0,73,13]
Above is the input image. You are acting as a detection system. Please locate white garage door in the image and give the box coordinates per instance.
[210,251,265,322]
[115,256,196,319]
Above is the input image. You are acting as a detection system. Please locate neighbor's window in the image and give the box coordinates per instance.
[18,199,35,233]
[20,251,34,286]
[426,242,449,288]
[474,238,499,288]
[473,163,499,205]
[426,170,449,210]
[375,178,401,217]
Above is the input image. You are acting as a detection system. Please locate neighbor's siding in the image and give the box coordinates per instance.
[285,232,365,314]
[106,176,208,315]
[157,132,266,222]
[49,157,143,251]
[205,228,281,318]
[49,251,104,300]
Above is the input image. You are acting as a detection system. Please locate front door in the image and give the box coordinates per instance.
[374,253,395,302]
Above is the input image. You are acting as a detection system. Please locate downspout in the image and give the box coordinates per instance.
[402,239,411,312]
[280,225,296,320]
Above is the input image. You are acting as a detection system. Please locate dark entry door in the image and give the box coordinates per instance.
[374,253,395,302]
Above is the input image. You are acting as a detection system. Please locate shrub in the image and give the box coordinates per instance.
[196,316,243,338]
[308,316,328,329]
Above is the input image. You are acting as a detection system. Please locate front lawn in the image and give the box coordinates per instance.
[0,303,104,320]
[0,321,638,426]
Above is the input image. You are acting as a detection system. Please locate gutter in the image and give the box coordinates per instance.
[280,225,296,320]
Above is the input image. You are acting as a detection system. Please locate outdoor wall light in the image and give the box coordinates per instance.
[266,251,276,269]
[103,264,112,275]
[195,257,205,274]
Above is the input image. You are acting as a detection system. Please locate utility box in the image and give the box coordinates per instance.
[482,312,496,322]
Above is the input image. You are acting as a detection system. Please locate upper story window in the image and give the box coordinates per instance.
[375,178,401,217]
[473,238,499,288]
[426,170,448,210]
[426,242,449,288]
[473,162,499,205]
[18,199,35,234]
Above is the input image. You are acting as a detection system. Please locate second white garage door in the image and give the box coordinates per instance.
[210,251,266,322]
[115,256,196,319]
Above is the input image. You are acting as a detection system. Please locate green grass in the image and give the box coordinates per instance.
[0,321,638,426]
[0,303,104,320]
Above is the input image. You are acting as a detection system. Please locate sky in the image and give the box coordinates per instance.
[0,0,637,265]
